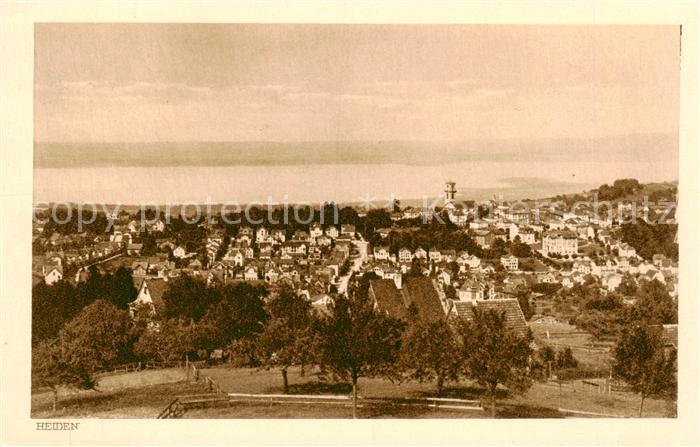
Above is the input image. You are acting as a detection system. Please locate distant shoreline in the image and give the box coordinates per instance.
[33,134,678,169]
[32,180,678,213]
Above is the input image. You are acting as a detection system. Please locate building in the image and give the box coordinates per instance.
[542,231,578,256]
[473,230,493,249]
[458,279,485,302]
[127,243,143,255]
[373,246,390,261]
[517,227,536,244]
[398,247,413,263]
[340,224,356,237]
[444,181,456,207]
[368,276,446,323]
[449,299,529,338]
[223,248,245,266]
[428,248,442,262]
[271,229,286,242]
[173,246,187,259]
[256,227,270,242]
[500,255,519,271]
[618,243,637,258]
[309,223,323,239]
[42,264,63,285]
[243,266,259,281]
[414,247,428,259]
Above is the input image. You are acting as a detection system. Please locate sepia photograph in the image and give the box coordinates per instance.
[1,3,699,445]
[28,22,683,420]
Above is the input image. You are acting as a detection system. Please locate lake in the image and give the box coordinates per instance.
[33,160,676,205]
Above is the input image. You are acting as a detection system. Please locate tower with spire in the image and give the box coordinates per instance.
[444,181,456,208]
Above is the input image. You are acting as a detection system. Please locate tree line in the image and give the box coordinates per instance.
[567,279,678,339]
[32,270,537,417]
[32,268,676,417]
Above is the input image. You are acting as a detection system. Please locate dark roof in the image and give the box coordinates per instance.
[401,277,445,323]
[369,279,407,320]
[452,299,529,338]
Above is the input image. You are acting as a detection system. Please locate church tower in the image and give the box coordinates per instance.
[444,181,456,206]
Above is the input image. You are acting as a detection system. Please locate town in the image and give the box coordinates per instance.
[31,178,679,418]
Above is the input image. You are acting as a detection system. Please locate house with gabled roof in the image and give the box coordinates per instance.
[458,279,485,301]
[449,298,529,338]
[414,247,427,259]
[223,248,245,266]
[368,276,445,323]
[398,247,413,263]
[369,279,408,320]
[428,248,442,262]
[243,265,259,281]
[131,261,149,277]
[373,245,390,261]
[309,223,323,239]
[42,264,63,285]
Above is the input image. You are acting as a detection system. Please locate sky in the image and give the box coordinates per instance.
[34,24,680,144]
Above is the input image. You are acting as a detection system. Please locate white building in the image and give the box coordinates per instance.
[542,231,578,256]
[42,265,63,285]
[398,248,413,263]
[500,255,519,271]
[374,246,390,261]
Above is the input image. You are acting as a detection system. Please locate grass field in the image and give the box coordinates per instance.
[530,321,613,369]
[200,366,672,418]
[31,368,198,418]
[31,365,673,418]
[185,401,489,419]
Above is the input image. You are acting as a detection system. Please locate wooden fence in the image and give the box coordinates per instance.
[225,393,483,411]
[545,378,633,397]
[157,363,226,418]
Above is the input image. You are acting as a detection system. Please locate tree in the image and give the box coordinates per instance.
[399,319,460,395]
[364,209,392,234]
[109,267,138,309]
[457,309,534,417]
[617,274,639,297]
[134,317,197,362]
[319,292,405,418]
[32,338,91,411]
[511,241,532,258]
[627,280,678,326]
[489,238,507,259]
[517,294,534,321]
[140,230,157,256]
[197,283,269,349]
[215,234,231,261]
[33,300,135,410]
[32,280,78,346]
[619,220,678,261]
[161,274,218,321]
[556,347,578,370]
[538,346,556,379]
[256,287,317,393]
[614,325,677,417]
[407,258,425,277]
[58,300,135,372]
